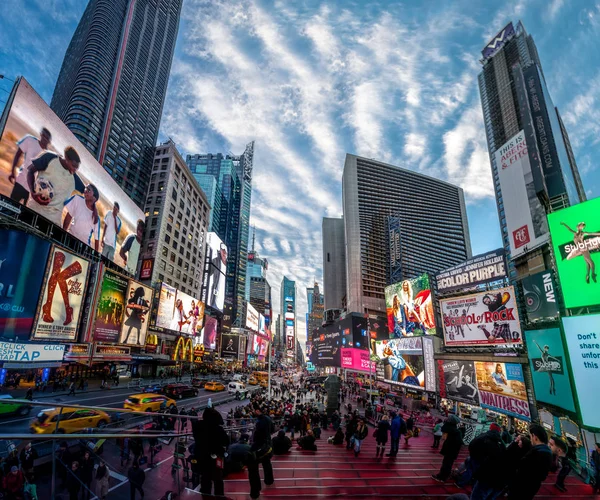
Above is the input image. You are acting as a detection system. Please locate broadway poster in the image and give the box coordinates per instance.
[118,280,152,346]
[440,286,522,347]
[524,328,576,412]
[93,269,128,342]
[475,362,531,420]
[32,246,90,341]
[441,360,480,406]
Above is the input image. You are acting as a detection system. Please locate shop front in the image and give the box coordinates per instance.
[0,342,66,388]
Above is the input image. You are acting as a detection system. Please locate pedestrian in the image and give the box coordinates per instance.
[19,442,38,480]
[297,429,318,451]
[25,387,33,401]
[431,415,463,483]
[353,418,369,457]
[405,414,415,445]
[469,423,508,500]
[591,442,600,495]
[375,415,391,458]
[345,414,357,450]
[501,425,512,445]
[79,450,95,500]
[386,412,403,457]
[225,434,252,475]
[432,419,443,449]
[120,437,130,467]
[272,430,292,455]
[66,461,81,500]
[128,462,145,500]
[68,382,76,396]
[3,465,25,499]
[95,460,110,500]
[550,436,569,492]
[248,406,275,499]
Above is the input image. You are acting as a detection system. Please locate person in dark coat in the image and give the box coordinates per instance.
[469,423,508,499]
[506,424,553,500]
[329,427,345,445]
[297,429,318,451]
[345,415,357,450]
[591,442,600,495]
[225,434,251,475]
[79,451,95,500]
[248,407,275,499]
[272,430,292,455]
[66,461,81,500]
[375,415,391,458]
[128,462,145,500]
[387,412,402,457]
[19,442,38,480]
[502,434,531,490]
[432,415,463,482]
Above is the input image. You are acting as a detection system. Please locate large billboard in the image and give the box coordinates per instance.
[385,273,436,338]
[563,315,600,428]
[436,249,507,293]
[496,130,548,258]
[246,303,259,332]
[155,282,205,335]
[118,280,152,346]
[440,286,522,347]
[388,214,402,285]
[0,78,145,274]
[374,337,426,390]
[220,333,240,359]
[201,315,218,351]
[440,360,480,406]
[341,347,376,373]
[32,246,90,341]
[0,230,51,341]
[286,325,295,359]
[524,328,576,413]
[93,269,128,343]
[547,197,600,309]
[202,232,227,311]
[475,362,531,421]
[482,22,515,59]
[521,270,560,322]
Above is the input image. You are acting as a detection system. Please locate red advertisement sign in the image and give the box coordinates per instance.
[340,348,375,373]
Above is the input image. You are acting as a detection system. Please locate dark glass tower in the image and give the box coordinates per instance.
[50,0,182,208]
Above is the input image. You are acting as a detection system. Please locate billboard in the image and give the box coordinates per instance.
[246,302,259,332]
[374,337,425,390]
[139,259,154,280]
[93,269,128,342]
[0,342,65,362]
[201,315,218,351]
[482,22,515,59]
[440,286,522,347]
[422,336,436,393]
[547,197,600,309]
[388,214,402,285]
[203,232,227,311]
[341,347,375,373]
[441,360,480,406]
[475,362,531,420]
[32,246,90,341]
[220,333,240,359]
[385,273,436,338]
[521,270,560,322]
[524,328,576,412]
[118,280,152,346]
[436,248,507,293]
[155,282,204,335]
[0,78,145,274]
[562,315,600,428]
[286,325,295,359]
[0,230,51,341]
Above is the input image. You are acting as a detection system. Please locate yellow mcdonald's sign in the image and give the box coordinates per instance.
[173,336,193,362]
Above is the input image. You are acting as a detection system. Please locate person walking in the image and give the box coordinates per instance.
[469,423,508,500]
[3,465,25,500]
[431,415,463,483]
[375,415,391,458]
[68,381,76,396]
[248,406,275,499]
[550,436,570,492]
[79,451,95,500]
[591,442,600,495]
[387,412,404,457]
[66,461,81,500]
[432,419,443,449]
[353,418,369,457]
[95,460,110,500]
[19,442,38,481]
[345,414,357,450]
[128,462,145,500]
[405,414,415,446]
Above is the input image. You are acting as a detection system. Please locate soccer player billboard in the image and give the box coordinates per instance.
[385,273,436,337]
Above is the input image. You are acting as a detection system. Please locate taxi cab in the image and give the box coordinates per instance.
[259,379,268,388]
[30,407,110,434]
[124,393,176,412]
[204,381,225,392]
[248,377,258,385]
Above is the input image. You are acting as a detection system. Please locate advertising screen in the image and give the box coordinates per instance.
[436,248,507,293]
[524,328,576,412]
[440,360,480,406]
[385,273,436,337]
[220,333,240,359]
[32,246,89,341]
[286,325,295,359]
[118,280,152,346]
[341,348,375,373]
[521,270,560,322]
[422,336,436,393]
[93,269,128,342]
[201,315,218,351]
[155,282,204,335]
[562,314,600,428]
[374,337,425,390]
[203,232,227,311]
[547,197,600,308]
[440,286,522,347]
[475,362,531,420]
[0,78,145,274]
[246,303,259,332]
[0,229,51,341]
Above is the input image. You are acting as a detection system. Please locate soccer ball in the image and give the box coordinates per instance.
[34,178,55,202]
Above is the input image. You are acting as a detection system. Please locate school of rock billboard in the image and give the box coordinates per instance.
[435,248,507,294]
[475,362,531,421]
[385,273,436,338]
[440,286,522,347]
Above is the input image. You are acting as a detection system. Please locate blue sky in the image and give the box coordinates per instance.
[2,0,600,344]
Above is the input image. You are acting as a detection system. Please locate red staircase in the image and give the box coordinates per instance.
[224,427,595,499]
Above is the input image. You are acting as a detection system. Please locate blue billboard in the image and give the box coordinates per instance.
[0,230,51,341]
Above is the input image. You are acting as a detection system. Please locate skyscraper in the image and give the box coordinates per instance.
[51,0,182,208]
[322,217,347,311]
[306,282,324,339]
[342,154,472,316]
[281,276,296,361]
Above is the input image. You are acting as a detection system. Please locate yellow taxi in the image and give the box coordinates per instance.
[259,379,268,388]
[123,393,176,413]
[248,377,258,385]
[204,381,225,392]
[30,407,110,434]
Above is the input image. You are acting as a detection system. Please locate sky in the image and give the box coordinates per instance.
[1,0,600,350]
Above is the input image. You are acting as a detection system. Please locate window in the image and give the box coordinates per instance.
[166,224,172,233]
[158,182,165,191]
[153,209,159,216]
[164,234,170,244]
[178,257,183,267]
[175,222,181,230]
[149,230,156,239]
[160,260,166,271]
[151,218,157,227]
[172,241,178,250]
[167,278,172,285]
[174,230,180,239]
[162,246,168,257]
[170,204,175,213]
[172,188,177,200]
[176,270,181,279]
[327,253,330,262]
[168,214,173,223]
[168,265,174,274]
[158,273,164,282]
[170,253,176,263]
[147,242,154,252]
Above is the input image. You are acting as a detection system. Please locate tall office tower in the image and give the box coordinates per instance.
[51,0,182,208]
[307,282,324,339]
[322,217,347,311]
[478,21,585,274]
[342,154,472,316]
[281,276,296,361]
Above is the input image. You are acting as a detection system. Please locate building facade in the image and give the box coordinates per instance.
[322,217,347,311]
[280,276,296,361]
[342,154,472,316]
[51,0,182,208]
[306,282,324,339]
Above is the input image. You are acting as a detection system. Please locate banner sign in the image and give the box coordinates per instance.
[93,269,128,342]
[521,270,560,322]
[441,360,480,406]
[436,248,506,293]
[118,280,152,346]
[475,362,531,420]
[440,286,522,347]
[0,341,65,362]
[341,347,375,373]
[422,336,436,393]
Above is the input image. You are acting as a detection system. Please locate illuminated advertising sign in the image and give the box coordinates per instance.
[524,328,576,412]
[374,337,425,390]
[474,362,531,420]
[521,270,560,322]
[139,259,154,280]
[286,325,295,359]
[201,315,218,351]
[246,302,259,332]
[388,214,402,284]
[385,273,436,337]
[220,333,240,359]
[118,280,152,346]
[547,197,600,308]
[0,342,65,362]
[341,347,375,373]
[0,78,145,274]
[202,232,227,312]
[93,269,128,343]
[440,360,480,406]
[32,246,90,341]
[440,286,522,347]
[422,336,436,393]
[0,229,51,341]
[482,22,515,59]
[436,248,506,293]
[563,314,600,428]
[155,282,204,335]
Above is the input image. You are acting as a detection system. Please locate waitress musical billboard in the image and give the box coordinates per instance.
[474,362,531,420]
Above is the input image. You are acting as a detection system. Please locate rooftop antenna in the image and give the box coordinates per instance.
[251,225,256,252]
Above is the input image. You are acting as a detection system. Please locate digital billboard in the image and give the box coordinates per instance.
[155,282,204,335]
[0,78,145,274]
[374,337,425,390]
[524,328,576,412]
[93,269,128,343]
[200,315,218,351]
[475,362,531,420]
[118,280,152,346]
[562,314,600,428]
[547,197,600,308]
[0,230,51,341]
[246,302,259,332]
[286,325,295,359]
[32,246,90,341]
[521,270,560,322]
[436,248,507,293]
[385,273,436,338]
[440,360,480,406]
[202,232,227,311]
[341,348,375,373]
[220,333,240,359]
[440,286,522,347]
